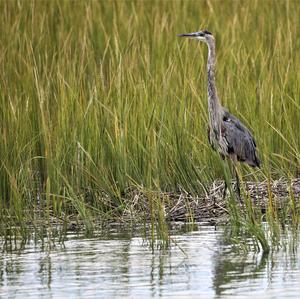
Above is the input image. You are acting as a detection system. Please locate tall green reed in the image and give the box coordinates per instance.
[0,1,299,239]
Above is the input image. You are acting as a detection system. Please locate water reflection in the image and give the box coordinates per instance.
[0,224,300,298]
[212,240,268,297]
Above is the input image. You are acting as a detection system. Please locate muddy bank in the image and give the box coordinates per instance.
[122,178,300,224]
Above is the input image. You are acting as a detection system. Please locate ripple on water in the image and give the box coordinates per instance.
[1,225,300,299]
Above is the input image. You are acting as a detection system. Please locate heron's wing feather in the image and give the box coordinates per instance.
[221,110,260,167]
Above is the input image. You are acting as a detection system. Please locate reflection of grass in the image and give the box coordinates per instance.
[0,1,299,249]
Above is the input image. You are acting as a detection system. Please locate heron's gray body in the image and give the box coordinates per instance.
[178,30,260,168]
[208,109,260,167]
[205,32,260,168]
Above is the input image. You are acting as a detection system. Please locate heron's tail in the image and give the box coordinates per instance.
[253,153,261,168]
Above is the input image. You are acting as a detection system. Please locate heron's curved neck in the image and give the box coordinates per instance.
[206,39,221,129]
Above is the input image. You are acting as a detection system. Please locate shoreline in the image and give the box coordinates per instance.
[121,178,300,224]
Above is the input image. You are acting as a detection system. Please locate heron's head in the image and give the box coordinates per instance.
[177,30,214,43]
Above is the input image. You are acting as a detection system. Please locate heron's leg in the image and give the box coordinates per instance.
[220,154,228,200]
[233,166,242,202]
[222,180,227,201]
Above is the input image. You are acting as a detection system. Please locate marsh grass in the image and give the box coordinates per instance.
[0,1,300,250]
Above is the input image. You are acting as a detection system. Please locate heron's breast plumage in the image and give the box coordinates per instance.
[208,110,260,168]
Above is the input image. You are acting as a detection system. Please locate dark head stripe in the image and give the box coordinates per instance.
[203,30,212,35]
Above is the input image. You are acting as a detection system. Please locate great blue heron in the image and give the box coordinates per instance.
[178,30,260,200]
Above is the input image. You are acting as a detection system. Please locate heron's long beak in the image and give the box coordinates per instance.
[177,32,198,37]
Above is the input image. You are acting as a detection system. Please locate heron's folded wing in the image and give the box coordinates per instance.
[221,111,260,167]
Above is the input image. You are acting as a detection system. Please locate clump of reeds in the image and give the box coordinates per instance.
[0,1,299,250]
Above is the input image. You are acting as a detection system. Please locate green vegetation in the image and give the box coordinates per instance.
[0,1,299,250]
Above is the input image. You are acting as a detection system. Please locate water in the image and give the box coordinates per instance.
[1,224,300,299]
